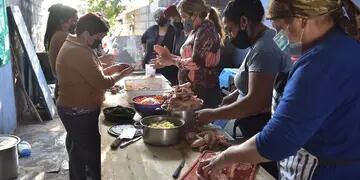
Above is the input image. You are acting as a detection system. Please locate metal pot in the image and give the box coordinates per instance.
[0,135,20,180]
[167,110,196,125]
[137,115,184,146]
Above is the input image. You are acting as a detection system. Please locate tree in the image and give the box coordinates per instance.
[87,0,125,31]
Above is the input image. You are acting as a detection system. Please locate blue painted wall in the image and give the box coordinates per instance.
[0,62,16,134]
[0,0,16,134]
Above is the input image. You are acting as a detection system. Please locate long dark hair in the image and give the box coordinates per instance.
[44,4,77,51]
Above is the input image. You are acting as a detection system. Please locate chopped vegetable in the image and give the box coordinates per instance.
[105,106,134,115]
[149,120,177,129]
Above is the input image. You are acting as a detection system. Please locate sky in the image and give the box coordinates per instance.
[352,0,360,8]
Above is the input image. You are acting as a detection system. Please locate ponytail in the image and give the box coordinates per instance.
[44,4,77,51]
[339,0,360,40]
[207,7,225,44]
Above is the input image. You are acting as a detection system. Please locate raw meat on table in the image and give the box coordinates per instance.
[181,152,257,180]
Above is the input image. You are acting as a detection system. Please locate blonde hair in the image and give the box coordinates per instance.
[268,0,359,39]
[177,0,224,42]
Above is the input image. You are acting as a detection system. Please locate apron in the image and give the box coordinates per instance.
[279,148,318,180]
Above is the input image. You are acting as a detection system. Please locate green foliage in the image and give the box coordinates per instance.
[87,0,124,31]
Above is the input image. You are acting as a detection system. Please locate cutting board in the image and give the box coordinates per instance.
[180,151,257,180]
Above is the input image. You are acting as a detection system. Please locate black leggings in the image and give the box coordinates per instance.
[193,85,222,109]
[233,112,271,139]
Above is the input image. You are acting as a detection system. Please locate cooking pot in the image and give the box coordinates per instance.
[167,110,197,127]
[136,115,184,146]
[0,135,20,179]
[158,100,203,128]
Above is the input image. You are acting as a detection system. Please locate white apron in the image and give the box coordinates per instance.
[279,148,318,180]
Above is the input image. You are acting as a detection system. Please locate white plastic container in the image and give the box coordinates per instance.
[145,64,156,77]
[123,77,171,101]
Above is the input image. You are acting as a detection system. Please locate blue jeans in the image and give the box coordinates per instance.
[57,105,101,180]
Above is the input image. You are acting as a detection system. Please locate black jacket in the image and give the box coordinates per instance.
[141,25,181,85]
[141,25,178,64]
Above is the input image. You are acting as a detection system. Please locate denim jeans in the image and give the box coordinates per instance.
[57,105,101,180]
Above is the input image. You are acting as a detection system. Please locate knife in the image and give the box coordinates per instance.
[119,136,142,149]
[172,158,185,179]
[111,127,137,150]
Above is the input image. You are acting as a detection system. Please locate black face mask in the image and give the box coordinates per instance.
[69,24,76,34]
[90,39,102,49]
[231,28,251,49]
[172,21,183,30]
[157,17,169,27]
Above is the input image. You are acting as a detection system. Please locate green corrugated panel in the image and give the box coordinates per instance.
[0,0,10,66]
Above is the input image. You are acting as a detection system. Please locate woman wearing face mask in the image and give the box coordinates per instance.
[164,5,188,56]
[164,5,184,31]
[197,0,360,179]
[195,0,291,177]
[141,7,179,85]
[44,4,78,98]
[152,0,224,109]
[56,13,134,180]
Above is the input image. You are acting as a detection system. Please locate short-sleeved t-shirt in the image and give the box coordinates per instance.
[234,28,292,98]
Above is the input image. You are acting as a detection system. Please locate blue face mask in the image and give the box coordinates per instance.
[273,28,303,57]
[183,17,194,33]
[273,30,290,51]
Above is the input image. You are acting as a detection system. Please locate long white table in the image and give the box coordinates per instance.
[100,75,275,180]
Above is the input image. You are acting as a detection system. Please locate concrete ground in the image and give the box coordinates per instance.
[14,116,69,180]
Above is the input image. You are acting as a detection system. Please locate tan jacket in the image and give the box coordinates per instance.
[48,31,67,78]
[56,35,115,109]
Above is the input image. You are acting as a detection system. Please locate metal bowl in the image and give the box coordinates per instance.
[161,100,203,128]
[167,110,196,125]
[163,109,201,129]
[139,115,184,146]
